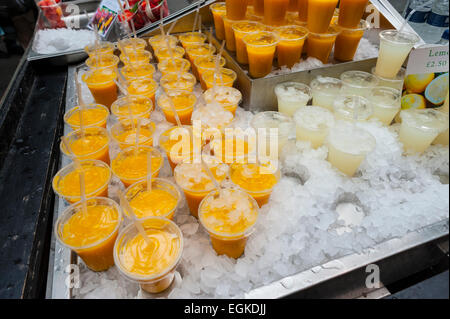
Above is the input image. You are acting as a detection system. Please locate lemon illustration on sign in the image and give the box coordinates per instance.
[425,73,449,106]
[404,73,435,94]
[395,94,427,123]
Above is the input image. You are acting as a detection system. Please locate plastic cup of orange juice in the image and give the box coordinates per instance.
[307,0,338,33]
[55,197,122,272]
[148,34,178,51]
[202,68,237,90]
[195,55,226,89]
[204,86,242,116]
[253,0,265,16]
[264,0,289,26]
[306,25,340,63]
[275,25,308,68]
[127,78,158,105]
[338,0,369,28]
[158,125,194,171]
[230,162,280,207]
[64,104,109,130]
[119,64,156,83]
[110,118,156,149]
[243,31,279,78]
[160,72,197,93]
[185,44,216,77]
[154,46,186,62]
[158,91,197,125]
[111,146,163,188]
[223,17,238,52]
[298,0,308,22]
[118,37,147,54]
[114,217,183,294]
[288,0,299,11]
[52,159,111,204]
[178,32,208,48]
[226,0,249,20]
[84,41,115,57]
[158,58,191,77]
[124,178,181,221]
[232,20,266,64]
[191,103,235,133]
[82,69,118,108]
[111,95,153,123]
[174,159,230,218]
[120,50,152,67]
[210,2,227,40]
[60,127,111,164]
[210,134,256,164]
[86,54,119,72]
[334,19,369,62]
[198,187,259,258]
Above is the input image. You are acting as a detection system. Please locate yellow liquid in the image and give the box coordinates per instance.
[116,128,153,147]
[66,108,108,128]
[230,163,277,192]
[129,189,177,218]
[112,152,163,181]
[69,135,108,157]
[54,165,110,198]
[113,101,152,117]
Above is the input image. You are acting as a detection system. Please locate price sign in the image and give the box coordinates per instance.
[406,45,449,75]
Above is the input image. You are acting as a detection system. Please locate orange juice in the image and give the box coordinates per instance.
[195,55,226,89]
[174,159,229,218]
[288,0,299,11]
[230,163,279,206]
[127,78,158,105]
[114,217,183,293]
[264,0,289,26]
[157,58,191,77]
[82,69,118,108]
[154,46,186,62]
[243,31,279,78]
[84,41,115,57]
[120,50,152,67]
[198,188,259,258]
[110,118,156,149]
[147,34,178,51]
[211,134,255,164]
[64,104,109,130]
[55,197,121,271]
[125,179,180,220]
[61,127,110,164]
[210,2,227,40]
[298,0,308,22]
[334,20,369,62]
[178,32,208,48]
[307,0,338,33]
[52,160,111,204]
[119,64,155,82]
[157,91,197,125]
[204,86,242,116]
[202,68,237,90]
[275,25,308,68]
[306,25,340,63]
[185,44,216,78]
[158,125,194,170]
[226,0,249,20]
[223,17,238,52]
[253,0,265,15]
[111,95,153,122]
[111,146,163,188]
[338,0,369,28]
[85,54,119,71]
[160,72,197,93]
[232,20,266,64]
[118,38,147,54]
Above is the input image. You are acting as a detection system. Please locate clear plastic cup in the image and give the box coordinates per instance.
[298,0,308,23]
[371,67,406,92]
[226,0,249,20]
[243,31,280,78]
[232,20,266,64]
[118,38,147,54]
[210,2,227,40]
[340,70,379,97]
[202,68,237,90]
[288,0,299,11]
[111,95,153,122]
[60,127,110,164]
[120,50,152,67]
[110,118,156,149]
[195,55,227,89]
[223,17,239,52]
[84,41,115,57]
[154,46,186,62]
[160,72,197,93]
[158,58,191,77]
[326,122,376,177]
[375,30,420,79]
[204,86,242,115]
[126,78,158,105]
[64,104,109,130]
[198,188,259,258]
[191,102,235,133]
[306,25,340,63]
[264,0,289,26]
[111,146,163,188]
[333,95,373,122]
[85,54,119,71]
[148,34,178,51]
[368,87,401,125]
[158,125,194,171]
[294,106,335,148]
[119,64,156,82]
[178,32,208,48]
[307,0,339,33]
[185,44,217,78]
[399,109,449,154]
[55,197,122,272]
[82,69,118,108]
[157,91,197,125]
[210,134,257,164]
[310,76,342,111]
[52,159,111,204]
[114,217,183,293]
[338,0,369,28]
[275,25,309,68]
[124,178,181,220]
[334,19,370,62]
[274,81,312,116]
[253,0,265,16]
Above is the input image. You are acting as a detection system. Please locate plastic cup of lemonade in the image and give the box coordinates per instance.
[307,0,339,33]
[174,159,230,218]
[86,54,119,72]
[64,104,109,130]
[368,87,402,125]
[333,95,373,122]
[60,127,110,164]
[371,67,406,92]
[114,217,183,294]
[338,0,369,28]
[55,197,122,272]
[52,159,111,204]
[198,187,259,259]
[399,109,449,154]
[375,30,420,79]
[274,81,312,116]
[204,86,242,116]
[340,70,379,97]
[226,0,249,20]
[158,58,191,77]
[210,2,227,40]
[157,91,197,125]
[178,32,208,48]
[111,95,153,123]
[160,72,197,93]
[294,106,335,148]
[158,125,194,171]
[243,31,279,78]
[84,41,115,57]
[126,78,158,105]
[124,178,181,221]
[82,68,118,108]
[264,0,289,26]
[334,19,369,62]
[275,25,308,68]
[118,38,147,55]
[306,25,340,64]
[232,20,266,64]
[154,46,186,63]
[119,64,156,83]
[148,34,178,51]
[111,146,163,188]
[310,76,342,111]
[326,122,376,177]
[195,55,226,89]
[110,118,156,150]
[202,68,237,90]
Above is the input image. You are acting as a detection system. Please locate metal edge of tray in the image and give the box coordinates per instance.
[244,219,449,299]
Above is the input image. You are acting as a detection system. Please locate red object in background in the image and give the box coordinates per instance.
[118,0,169,32]
[38,0,66,28]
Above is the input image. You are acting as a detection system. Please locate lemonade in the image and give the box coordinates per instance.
[274,81,312,116]
[340,70,379,97]
[294,106,335,148]
[368,87,401,125]
[310,76,342,111]
[333,95,373,122]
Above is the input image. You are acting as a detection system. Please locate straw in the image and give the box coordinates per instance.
[198,15,202,34]
[168,94,182,127]
[119,191,153,247]
[114,79,128,95]
[135,117,141,147]
[147,150,152,192]
[74,71,86,138]
[167,19,177,35]
[192,6,199,33]
[200,144,223,198]
[398,0,433,34]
